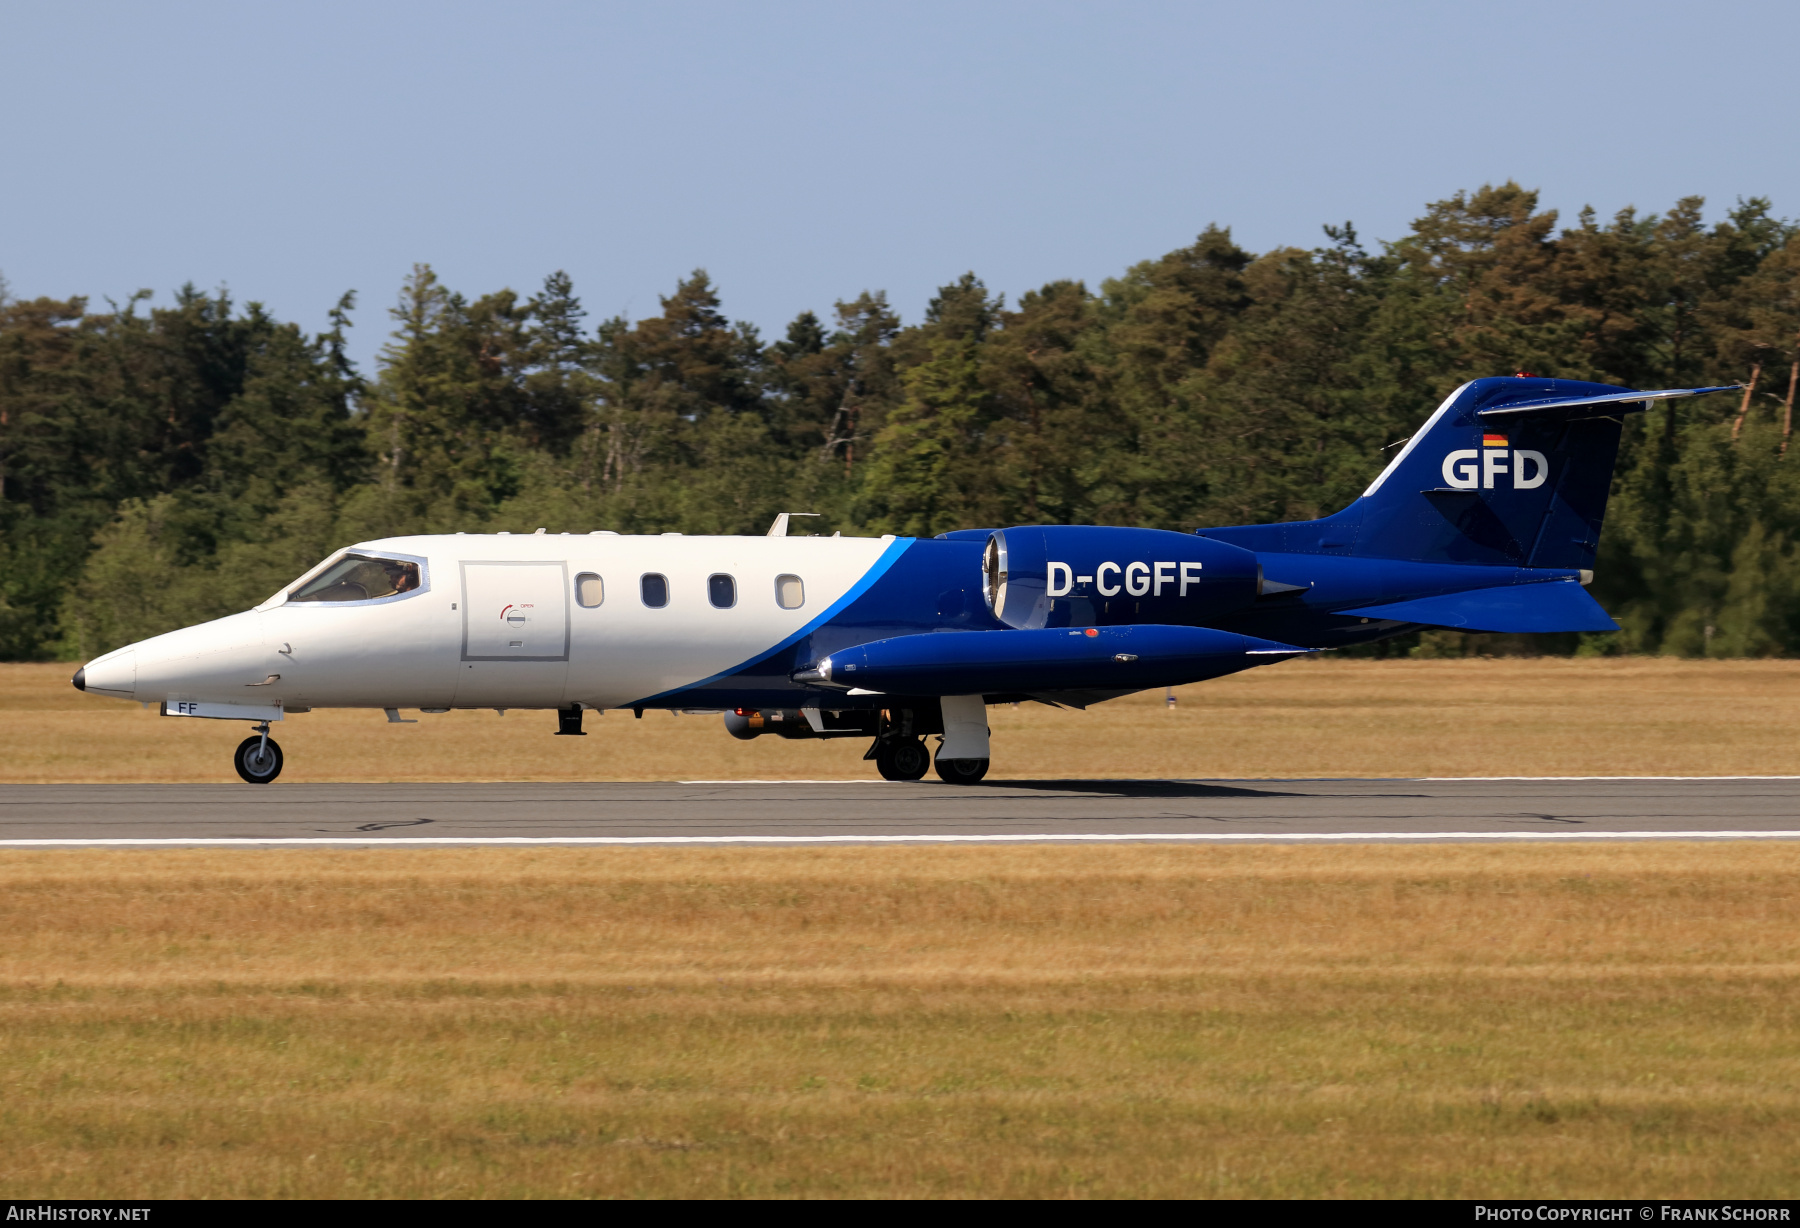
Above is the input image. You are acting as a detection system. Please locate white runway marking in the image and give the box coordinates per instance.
[3,831,1800,847]
[671,776,1800,785]
[1419,775,1800,782]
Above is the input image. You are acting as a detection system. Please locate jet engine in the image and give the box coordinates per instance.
[983,526,1260,630]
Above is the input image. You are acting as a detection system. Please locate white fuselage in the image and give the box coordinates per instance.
[79,532,903,712]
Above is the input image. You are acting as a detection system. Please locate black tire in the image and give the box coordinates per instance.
[875,737,930,782]
[933,755,990,785]
[234,735,284,784]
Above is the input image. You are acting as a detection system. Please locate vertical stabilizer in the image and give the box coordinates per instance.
[1354,377,1628,567]
[1199,377,1735,569]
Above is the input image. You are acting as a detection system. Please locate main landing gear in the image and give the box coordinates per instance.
[866,703,991,784]
[874,737,930,782]
[873,739,991,783]
[933,752,990,784]
[867,731,993,777]
[234,722,284,784]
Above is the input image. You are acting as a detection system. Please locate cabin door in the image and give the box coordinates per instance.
[455,561,571,708]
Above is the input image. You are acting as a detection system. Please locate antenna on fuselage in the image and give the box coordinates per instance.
[767,512,821,537]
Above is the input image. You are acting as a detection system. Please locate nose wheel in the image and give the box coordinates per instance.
[234,729,284,784]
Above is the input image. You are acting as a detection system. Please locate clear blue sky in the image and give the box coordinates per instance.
[4,0,1796,368]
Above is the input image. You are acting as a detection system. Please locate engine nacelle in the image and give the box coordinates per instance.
[982,526,1260,630]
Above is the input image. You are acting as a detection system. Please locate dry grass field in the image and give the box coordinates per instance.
[7,656,1800,782]
[1,843,1798,1198]
[7,660,1800,1198]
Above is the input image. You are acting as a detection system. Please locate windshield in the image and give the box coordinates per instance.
[289,554,422,603]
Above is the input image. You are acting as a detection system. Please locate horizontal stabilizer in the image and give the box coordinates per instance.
[1341,580,1618,634]
[1476,385,1737,420]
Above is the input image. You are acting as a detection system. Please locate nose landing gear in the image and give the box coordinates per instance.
[234,723,284,784]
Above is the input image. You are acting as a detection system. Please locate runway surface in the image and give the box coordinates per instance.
[1,777,1798,844]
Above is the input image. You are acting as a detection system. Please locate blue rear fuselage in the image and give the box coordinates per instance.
[639,534,1586,711]
[648,373,1673,710]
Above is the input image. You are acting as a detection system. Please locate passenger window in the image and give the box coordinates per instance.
[575,573,603,608]
[641,573,669,608]
[708,573,736,609]
[775,574,804,610]
[290,554,422,603]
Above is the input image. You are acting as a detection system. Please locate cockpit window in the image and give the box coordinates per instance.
[289,554,422,603]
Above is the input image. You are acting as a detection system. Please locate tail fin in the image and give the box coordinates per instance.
[1344,377,1732,568]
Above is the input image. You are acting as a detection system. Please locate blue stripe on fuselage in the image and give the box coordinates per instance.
[630,536,986,709]
[631,536,1005,709]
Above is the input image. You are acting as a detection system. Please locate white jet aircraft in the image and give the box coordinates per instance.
[71,378,1733,785]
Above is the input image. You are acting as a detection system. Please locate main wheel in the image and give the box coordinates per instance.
[234,735,284,784]
[933,754,990,785]
[875,737,930,781]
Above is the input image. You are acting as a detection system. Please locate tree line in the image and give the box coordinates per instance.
[5,181,1800,662]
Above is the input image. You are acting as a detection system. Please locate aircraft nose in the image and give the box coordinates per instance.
[77,648,137,699]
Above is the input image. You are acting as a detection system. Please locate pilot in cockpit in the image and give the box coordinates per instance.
[289,555,421,603]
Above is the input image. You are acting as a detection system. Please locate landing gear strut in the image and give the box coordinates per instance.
[874,737,930,781]
[234,723,284,784]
